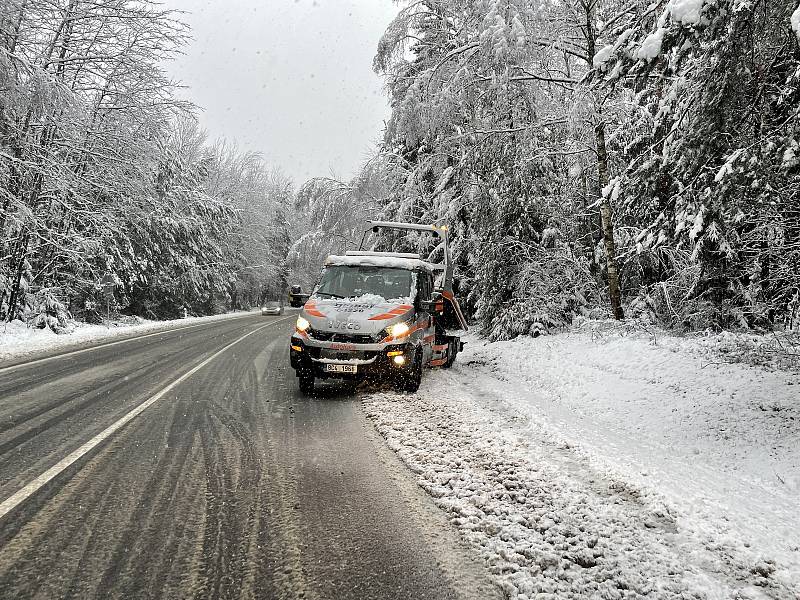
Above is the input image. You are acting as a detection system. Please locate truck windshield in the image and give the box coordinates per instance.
[314,265,414,302]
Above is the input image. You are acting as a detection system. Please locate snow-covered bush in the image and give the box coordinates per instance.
[626,256,770,332]
[475,241,600,341]
[24,290,73,334]
[691,329,800,371]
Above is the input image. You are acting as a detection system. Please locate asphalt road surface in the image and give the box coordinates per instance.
[0,313,498,600]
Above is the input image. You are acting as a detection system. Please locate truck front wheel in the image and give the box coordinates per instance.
[443,344,457,368]
[394,349,422,393]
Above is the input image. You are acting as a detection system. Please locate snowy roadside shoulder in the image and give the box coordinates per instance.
[362,328,800,599]
[0,310,261,364]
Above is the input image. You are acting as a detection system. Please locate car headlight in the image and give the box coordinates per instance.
[387,321,410,338]
[296,316,311,332]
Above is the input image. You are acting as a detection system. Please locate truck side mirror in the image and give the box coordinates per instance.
[419,292,444,314]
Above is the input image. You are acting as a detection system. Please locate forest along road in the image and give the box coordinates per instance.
[0,313,498,600]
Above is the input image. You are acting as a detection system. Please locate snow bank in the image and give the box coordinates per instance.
[363,325,800,598]
[0,310,258,363]
[792,4,800,42]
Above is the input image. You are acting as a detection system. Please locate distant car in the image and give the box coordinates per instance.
[261,300,283,316]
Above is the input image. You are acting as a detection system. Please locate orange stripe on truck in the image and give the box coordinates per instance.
[303,302,326,318]
[368,304,413,321]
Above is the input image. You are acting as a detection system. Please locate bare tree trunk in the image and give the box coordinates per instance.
[584,0,624,320]
[6,233,30,320]
[595,121,624,320]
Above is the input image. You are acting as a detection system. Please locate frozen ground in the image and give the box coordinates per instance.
[363,323,800,599]
[0,310,259,363]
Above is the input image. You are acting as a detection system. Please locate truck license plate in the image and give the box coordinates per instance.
[325,364,357,374]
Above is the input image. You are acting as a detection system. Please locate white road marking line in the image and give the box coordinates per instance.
[0,315,294,521]
[0,312,260,375]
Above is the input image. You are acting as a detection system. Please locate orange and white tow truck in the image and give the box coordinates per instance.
[289,221,468,394]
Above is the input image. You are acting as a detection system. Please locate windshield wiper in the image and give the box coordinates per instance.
[315,291,345,299]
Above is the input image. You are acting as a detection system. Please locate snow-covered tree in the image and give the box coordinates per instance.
[290,157,387,291]
[1,1,300,324]
[0,0,190,321]
[369,0,626,336]
[597,0,800,329]
[357,0,800,334]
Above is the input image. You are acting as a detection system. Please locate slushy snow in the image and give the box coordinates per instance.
[363,322,799,599]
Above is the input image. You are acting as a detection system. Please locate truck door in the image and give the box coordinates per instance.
[417,271,436,363]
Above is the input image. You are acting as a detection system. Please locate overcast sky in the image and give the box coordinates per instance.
[163,0,400,185]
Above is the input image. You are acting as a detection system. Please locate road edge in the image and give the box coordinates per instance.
[0,310,269,372]
[357,399,504,600]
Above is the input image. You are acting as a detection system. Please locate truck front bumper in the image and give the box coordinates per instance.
[290,336,413,380]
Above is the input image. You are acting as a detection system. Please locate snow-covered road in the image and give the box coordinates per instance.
[364,325,799,599]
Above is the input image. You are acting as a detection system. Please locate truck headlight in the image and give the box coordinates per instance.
[387,321,410,338]
[296,316,311,332]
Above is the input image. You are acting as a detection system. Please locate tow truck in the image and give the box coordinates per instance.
[289,221,468,394]
[288,285,310,308]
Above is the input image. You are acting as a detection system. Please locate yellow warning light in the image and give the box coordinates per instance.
[291,345,303,352]
[387,350,404,357]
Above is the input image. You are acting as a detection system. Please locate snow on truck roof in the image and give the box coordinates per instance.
[347,251,421,259]
[369,221,444,236]
[325,252,441,272]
